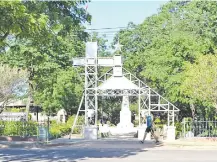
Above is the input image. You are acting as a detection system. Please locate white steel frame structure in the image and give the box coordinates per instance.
[98,67,179,125]
[70,42,179,137]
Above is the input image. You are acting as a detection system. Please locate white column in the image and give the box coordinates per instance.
[166,126,176,141]
[84,126,98,140]
[138,81,141,126]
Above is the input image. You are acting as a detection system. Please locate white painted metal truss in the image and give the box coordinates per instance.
[69,42,179,137]
[96,67,179,126]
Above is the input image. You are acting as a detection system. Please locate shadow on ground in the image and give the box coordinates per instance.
[0,139,163,161]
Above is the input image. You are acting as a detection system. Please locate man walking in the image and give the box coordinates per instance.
[140,115,159,144]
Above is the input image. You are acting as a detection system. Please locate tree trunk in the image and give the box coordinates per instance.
[25,95,30,121]
[214,103,217,112]
[0,97,8,114]
[190,103,195,121]
[26,66,34,121]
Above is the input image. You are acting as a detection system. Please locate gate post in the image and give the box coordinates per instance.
[183,118,186,138]
[166,126,176,140]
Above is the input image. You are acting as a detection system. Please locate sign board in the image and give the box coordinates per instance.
[0,112,27,121]
[97,58,114,66]
[87,58,96,65]
[114,55,122,66]
[86,42,98,58]
[38,126,48,141]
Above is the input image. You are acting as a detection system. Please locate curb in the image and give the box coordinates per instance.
[2,139,217,149]
[165,142,217,147]
[42,141,86,148]
[0,143,40,149]
[0,140,89,149]
[147,146,217,150]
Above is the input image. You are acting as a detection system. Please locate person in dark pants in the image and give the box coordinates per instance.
[140,115,159,144]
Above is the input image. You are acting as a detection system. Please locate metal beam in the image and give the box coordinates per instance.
[72,42,180,129]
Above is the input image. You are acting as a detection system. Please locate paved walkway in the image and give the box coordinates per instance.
[1,136,217,149]
[1,139,217,162]
[0,138,87,148]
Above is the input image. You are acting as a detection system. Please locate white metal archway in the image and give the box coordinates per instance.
[69,42,179,138]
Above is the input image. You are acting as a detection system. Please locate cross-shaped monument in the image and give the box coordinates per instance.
[73,42,126,126]
[71,42,179,140]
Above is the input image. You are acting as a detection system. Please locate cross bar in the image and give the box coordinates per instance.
[73,57,121,67]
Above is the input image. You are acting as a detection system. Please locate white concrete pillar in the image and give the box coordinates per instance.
[138,125,151,141]
[84,126,98,140]
[166,126,176,141]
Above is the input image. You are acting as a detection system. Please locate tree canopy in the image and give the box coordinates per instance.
[2,0,217,121]
[115,1,217,119]
[0,0,91,114]
[0,64,27,112]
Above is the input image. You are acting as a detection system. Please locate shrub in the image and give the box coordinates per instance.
[49,115,84,139]
[4,108,26,112]
[0,115,85,138]
[133,120,139,127]
[175,121,182,139]
[0,121,37,136]
[66,115,84,134]
[154,118,165,129]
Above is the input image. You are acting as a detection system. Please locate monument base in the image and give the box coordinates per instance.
[108,127,137,135]
[83,126,98,140]
[116,115,134,134]
[117,109,134,129]
[117,122,134,129]
[166,126,176,141]
[138,125,151,141]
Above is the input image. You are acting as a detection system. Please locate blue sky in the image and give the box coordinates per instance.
[85,0,169,47]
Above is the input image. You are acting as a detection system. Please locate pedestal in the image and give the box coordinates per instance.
[117,110,134,128]
[166,126,176,141]
[117,95,134,129]
[138,125,151,141]
[84,126,98,140]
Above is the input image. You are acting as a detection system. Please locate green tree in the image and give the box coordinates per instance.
[113,1,217,118]
[0,64,27,112]
[181,54,217,118]
[0,1,48,52]
[0,1,90,115]
[34,67,83,115]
